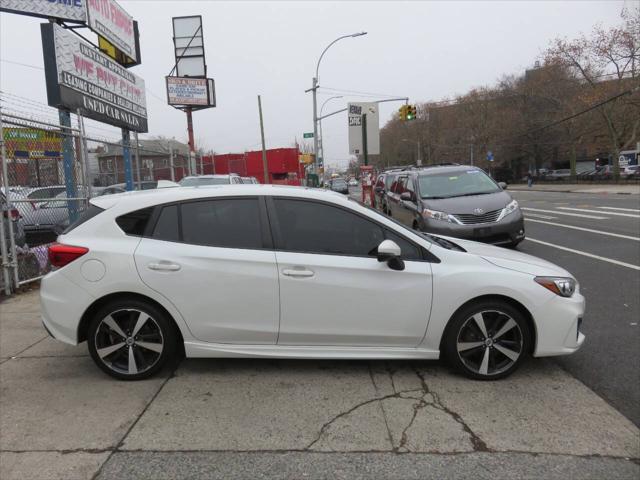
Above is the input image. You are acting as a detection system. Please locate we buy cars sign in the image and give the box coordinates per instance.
[85,0,138,63]
[41,23,148,132]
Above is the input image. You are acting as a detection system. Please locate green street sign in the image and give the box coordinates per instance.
[303,132,314,139]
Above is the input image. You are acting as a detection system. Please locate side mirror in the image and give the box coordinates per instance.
[498,182,508,190]
[400,191,414,202]
[376,239,405,271]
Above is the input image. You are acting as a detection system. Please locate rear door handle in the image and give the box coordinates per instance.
[148,262,181,272]
[282,268,314,278]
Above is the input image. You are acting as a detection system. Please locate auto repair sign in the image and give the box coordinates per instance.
[85,0,137,63]
[41,23,148,132]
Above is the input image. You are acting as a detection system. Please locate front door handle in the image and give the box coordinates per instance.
[282,268,314,278]
[148,262,181,272]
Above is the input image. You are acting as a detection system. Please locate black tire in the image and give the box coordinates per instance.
[87,297,178,380]
[442,300,531,380]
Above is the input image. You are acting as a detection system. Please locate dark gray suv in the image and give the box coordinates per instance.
[386,166,525,247]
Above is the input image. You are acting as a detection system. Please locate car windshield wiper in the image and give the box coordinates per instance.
[444,191,496,198]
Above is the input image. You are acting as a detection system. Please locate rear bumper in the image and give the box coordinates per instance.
[40,269,95,345]
[419,211,525,245]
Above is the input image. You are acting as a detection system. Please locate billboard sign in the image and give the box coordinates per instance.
[348,102,380,156]
[0,0,86,22]
[3,128,62,158]
[41,23,148,132]
[85,0,138,63]
[172,16,206,77]
[166,77,215,107]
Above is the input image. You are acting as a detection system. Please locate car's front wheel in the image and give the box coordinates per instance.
[443,300,531,380]
[87,298,178,380]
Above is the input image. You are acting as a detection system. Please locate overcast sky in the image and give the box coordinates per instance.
[0,0,630,167]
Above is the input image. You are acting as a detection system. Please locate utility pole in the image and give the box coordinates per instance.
[258,95,268,184]
[312,77,319,171]
[417,139,422,166]
[470,144,474,166]
[134,132,141,190]
[169,144,175,182]
[362,113,369,166]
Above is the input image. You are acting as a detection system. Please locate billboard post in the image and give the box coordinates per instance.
[121,128,133,190]
[58,109,78,223]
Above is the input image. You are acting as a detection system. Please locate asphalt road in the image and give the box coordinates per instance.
[511,190,640,426]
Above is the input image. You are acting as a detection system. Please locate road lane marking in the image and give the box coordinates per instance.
[521,207,608,219]
[523,213,558,220]
[525,238,640,271]
[525,219,640,241]
[599,206,640,213]
[558,207,640,218]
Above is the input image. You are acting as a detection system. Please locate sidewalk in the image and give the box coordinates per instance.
[509,183,640,195]
[1,290,639,480]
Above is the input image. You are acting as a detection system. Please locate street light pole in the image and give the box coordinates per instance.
[319,95,343,169]
[308,32,367,172]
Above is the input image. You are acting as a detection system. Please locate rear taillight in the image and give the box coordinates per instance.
[2,208,20,220]
[48,243,89,268]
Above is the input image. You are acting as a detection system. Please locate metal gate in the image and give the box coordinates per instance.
[0,108,90,295]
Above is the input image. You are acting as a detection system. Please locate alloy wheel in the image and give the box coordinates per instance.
[456,310,523,376]
[94,309,164,376]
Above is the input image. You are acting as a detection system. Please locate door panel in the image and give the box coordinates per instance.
[276,252,432,347]
[135,239,280,344]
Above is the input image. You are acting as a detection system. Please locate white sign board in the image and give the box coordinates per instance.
[42,23,148,132]
[348,102,380,156]
[166,77,212,106]
[172,16,206,77]
[0,0,87,22]
[85,0,137,62]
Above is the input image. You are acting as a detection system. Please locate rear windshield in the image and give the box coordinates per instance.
[180,177,229,186]
[62,204,105,234]
[418,170,499,199]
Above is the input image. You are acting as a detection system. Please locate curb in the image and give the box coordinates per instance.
[509,187,637,195]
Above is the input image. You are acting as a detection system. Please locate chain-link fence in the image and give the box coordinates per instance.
[1,109,90,294]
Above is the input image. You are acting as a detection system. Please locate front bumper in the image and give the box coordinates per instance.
[533,291,586,357]
[419,210,525,245]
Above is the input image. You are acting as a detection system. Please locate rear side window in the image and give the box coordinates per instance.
[62,204,104,234]
[116,207,154,236]
[181,198,263,249]
[152,205,179,242]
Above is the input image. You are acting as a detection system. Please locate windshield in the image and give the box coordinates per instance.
[418,170,499,199]
[179,177,230,186]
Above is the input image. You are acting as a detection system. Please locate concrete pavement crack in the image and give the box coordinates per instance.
[412,365,490,452]
[368,362,395,450]
[304,388,425,451]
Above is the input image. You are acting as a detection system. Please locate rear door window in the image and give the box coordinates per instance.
[152,205,180,242]
[181,198,263,249]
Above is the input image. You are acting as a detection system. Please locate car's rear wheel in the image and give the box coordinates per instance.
[87,298,177,380]
[443,300,531,380]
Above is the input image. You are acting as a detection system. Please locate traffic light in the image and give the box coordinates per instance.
[399,104,417,121]
[406,104,417,121]
[398,105,407,121]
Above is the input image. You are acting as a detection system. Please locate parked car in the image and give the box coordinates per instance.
[385,165,524,247]
[1,191,26,247]
[98,181,160,196]
[241,177,259,184]
[374,171,400,213]
[22,188,91,246]
[546,169,572,181]
[41,184,584,381]
[179,174,242,186]
[622,165,639,179]
[327,178,349,194]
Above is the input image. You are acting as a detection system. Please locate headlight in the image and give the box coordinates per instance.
[502,199,519,217]
[534,276,577,297]
[423,208,454,223]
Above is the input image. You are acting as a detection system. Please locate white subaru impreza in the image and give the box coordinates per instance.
[40,185,585,380]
